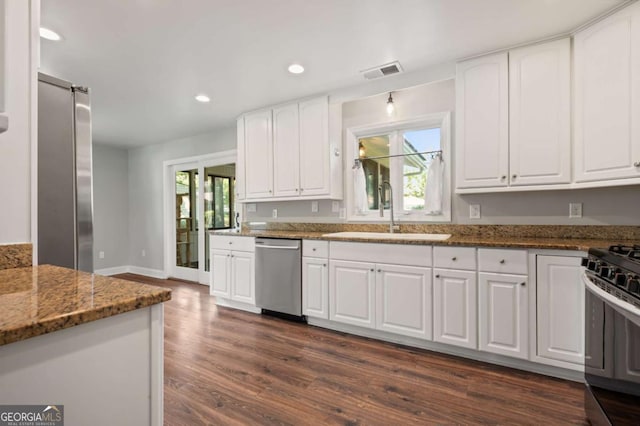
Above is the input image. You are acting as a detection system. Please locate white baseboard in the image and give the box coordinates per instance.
[127,266,168,279]
[94,266,130,276]
[94,265,168,280]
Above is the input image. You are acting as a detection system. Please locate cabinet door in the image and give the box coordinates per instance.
[329,260,376,329]
[455,52,509,189]
[509,39,571,186]
[235,117,246,200]
[376,264,432,340]
[272,103,300,197]
[244,109,273,198]
[302,257,329,319]
[433,269,477,349]
[478,272,528,359]
[536,255,584,365]
[210,249,231,298]
[299,96,330,196]
[231,251,255,305]
[574,3,640,182]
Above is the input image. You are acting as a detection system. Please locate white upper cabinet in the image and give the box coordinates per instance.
[238,96,340,201]
[456,52,509,189]
[299,97,330,195]
[456,38,571,192]
[272,103,300,197]
[235,118,246,200]
[574,2,640,183]
[243,109,273,199]
[509,39,571,186]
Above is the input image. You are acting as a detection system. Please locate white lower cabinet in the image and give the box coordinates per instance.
[376,264,432,340]
[209,236,256,307]
[433,268,477,349]
[478,272,528,359]
[302,257,329,319]
[330,260,376,328]
[535,255,584,366]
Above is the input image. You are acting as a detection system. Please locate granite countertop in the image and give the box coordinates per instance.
[211,229,627,251]
[0,265,172,346]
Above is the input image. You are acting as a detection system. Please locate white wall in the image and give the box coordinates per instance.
[127,127,236,272]
[245,75,640,226]
[93,144,129,270]
[0,0,36,244]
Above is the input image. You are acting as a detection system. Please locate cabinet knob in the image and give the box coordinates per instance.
[499,259,505,264]
[323,264,327,267]
[435,274,440,278]
[300,188,304,192]
[269,190,272,193]
[512,174,517,179]
[452,257,457,261]
[377,269,382,273]
[231,254,234,258]
[501,175,506,180]
[312,248,316,251]
[229,241,232,244]
[635,161,640,167]
[370,268,374,272]
[520,282,526,286]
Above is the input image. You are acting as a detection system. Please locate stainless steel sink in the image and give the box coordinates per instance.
[322,232,451,241]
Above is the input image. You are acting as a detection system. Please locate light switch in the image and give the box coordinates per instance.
[272,209,278,218]
[332,201,340,213]
[246,203,257,213]
[99,251,105,259]
[311,201,319,213]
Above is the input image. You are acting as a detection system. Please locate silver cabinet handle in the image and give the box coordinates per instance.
[635,161,640,167]
[500,259,505,264]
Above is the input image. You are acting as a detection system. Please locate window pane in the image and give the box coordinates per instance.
[402,128,441,210]
[358,135,390,210]
[175,169,198,269]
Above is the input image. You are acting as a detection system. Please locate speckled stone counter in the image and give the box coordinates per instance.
[0,264,171,346]
[0,243,32,270]
[212,223,640,251]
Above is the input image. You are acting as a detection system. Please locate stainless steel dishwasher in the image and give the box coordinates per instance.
[255,238,303,320]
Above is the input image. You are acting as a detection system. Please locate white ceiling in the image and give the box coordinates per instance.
[40,0,627,148]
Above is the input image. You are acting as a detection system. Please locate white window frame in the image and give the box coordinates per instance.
[345,112,451,223]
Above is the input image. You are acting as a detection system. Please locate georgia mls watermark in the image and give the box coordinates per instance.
[0,405,63,426]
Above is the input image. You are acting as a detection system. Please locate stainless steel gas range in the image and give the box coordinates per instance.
[582,245,640,425]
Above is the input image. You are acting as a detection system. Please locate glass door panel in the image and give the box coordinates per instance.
[175,168,198,270]
[203,164,235,272]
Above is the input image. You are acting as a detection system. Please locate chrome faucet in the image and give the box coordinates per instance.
[378,181,400,233]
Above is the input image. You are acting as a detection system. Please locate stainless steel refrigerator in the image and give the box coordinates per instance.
[38,72,93,272]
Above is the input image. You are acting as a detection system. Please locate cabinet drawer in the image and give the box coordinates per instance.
[303,240,329,258]
[433,246,476,270]
[330,242,432,267]
[478,248,527,274]
[210,235,255,252]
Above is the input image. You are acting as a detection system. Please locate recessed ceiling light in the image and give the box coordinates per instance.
[39,27,62,41]
[288,64,305,74]
[195,94,210,103]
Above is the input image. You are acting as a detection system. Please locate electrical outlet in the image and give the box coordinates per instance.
[311,201,319,213]
[332,201,340,213]
[141,249,146,257]
[246,203,257,213]
[339,208,346,219]
[569,202,583,218]
[469,204,481,219]
[272,208,278,218]
[99,251,105,259]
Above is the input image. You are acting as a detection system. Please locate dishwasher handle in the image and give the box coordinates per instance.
[255,244,300,250]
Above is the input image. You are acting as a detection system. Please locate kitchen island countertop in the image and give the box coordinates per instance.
[0,264,171,346]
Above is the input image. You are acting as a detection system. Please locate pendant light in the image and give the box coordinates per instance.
[386,92,395,116]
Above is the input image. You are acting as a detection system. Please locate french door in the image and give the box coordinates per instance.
[166,152,237,284]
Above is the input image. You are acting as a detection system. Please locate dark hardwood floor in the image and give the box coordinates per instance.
[116,273,588,425]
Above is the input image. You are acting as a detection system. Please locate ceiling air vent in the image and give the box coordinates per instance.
[361,61,403,80]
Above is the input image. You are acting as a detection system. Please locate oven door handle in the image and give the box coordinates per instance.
[583,272,640,328]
